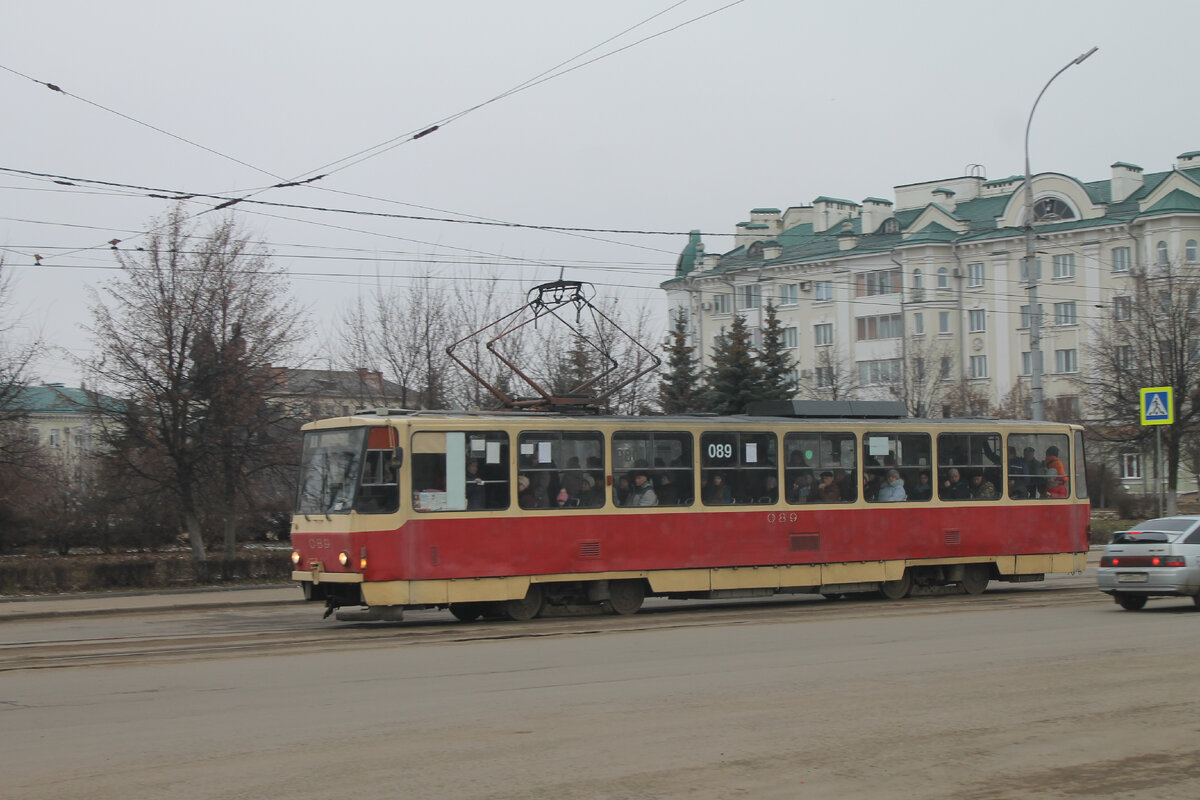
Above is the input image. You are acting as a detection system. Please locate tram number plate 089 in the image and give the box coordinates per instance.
[1117,572,1149,583]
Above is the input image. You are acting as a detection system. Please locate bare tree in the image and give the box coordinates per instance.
[87,208,305,573]
[796,343,858,402]
[1076,264,1200,512]
[0,257,42,467]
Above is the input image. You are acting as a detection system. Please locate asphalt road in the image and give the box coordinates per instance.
[3,571,1199,800]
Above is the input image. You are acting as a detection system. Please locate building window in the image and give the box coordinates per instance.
[1115,344,1132,370]
[1157,241,1169,267]
[913,312,924,335]
[713,293,731,314]
[814,323,834,346]
[1121,453,1141,480]
[856,313,902,341]
[937,267,949,289]
[967,262,985,287]
[856,268,901,297]
[938,311,951,334]
[912,269,924,300]
[1112,246,1131,273]
[969,355,988,379]
[815,366,835,388]
[857,358,903,385]
[782,327,799,349]
[1054,302,1077,326]
[914,357,926,380]
[940,356,953,380]
[1052,254,1075,279]
[49,429,60,446]
[778,284,799,306]
[1020,257,1042,283]
[1187,240,1198,263]
[1019,304,1043,329]
[968,309,986,332]
[814,281,834,301]
[1113,296,1132,321]
[1055,348,1078,374]
[737,285,761,310]
[1021,351,1032,375]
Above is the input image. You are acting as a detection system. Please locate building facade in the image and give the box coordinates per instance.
[663,151,1200,496]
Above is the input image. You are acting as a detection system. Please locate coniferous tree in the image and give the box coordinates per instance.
[756,303,796,402]
[659,309,701,413]
[703,315,762,415]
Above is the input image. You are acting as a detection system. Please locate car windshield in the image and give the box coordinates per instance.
[1112,531,1173,544]
[1113,518,1199,544]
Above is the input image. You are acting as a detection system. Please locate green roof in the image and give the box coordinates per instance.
[1178,151,1200,159]
[1111,161,1143,171]
[1142,188,1200,216]
[982,175,1023,186]
[863,197,893,205]
[750,207,781,214]
[13,384,122,414]
[812,196,860,207]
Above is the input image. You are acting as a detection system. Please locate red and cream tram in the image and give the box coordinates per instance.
[289,401,1089,621]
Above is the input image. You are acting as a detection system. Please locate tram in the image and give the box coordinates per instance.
[289,400,1090,621]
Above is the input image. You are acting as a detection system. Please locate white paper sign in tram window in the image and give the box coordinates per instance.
[470,437,486,452]
[538,441,553,463]
[520,443,535,456]
[745,442,758,463]
[486,441,501,464]
[868,436,890,457]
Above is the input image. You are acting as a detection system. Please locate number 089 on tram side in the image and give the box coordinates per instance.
[289,401,1090,622]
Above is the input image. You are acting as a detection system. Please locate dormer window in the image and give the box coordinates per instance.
[882,219,900,234]
[1032,197,1075,222]
[746,241,764,259]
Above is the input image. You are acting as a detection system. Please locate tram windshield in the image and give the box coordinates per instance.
[296,428,367,514]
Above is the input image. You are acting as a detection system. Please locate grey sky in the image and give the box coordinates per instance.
[3,0,1197,385]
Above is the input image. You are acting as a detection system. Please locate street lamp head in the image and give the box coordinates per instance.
[1073,46,1099,65]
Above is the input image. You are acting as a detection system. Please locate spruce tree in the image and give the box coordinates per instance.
[703,315,762,415]
[659,309,701,413]
[756,303,797,401]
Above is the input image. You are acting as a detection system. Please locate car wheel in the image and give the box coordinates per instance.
[1116,594,1148,611]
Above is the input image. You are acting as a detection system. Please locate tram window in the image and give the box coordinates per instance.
[862,432,932,502]
[1073,431,1087,499]
[296,428,367,515]
[936,432,1002,500]
[1006,432,1071,500]
[411,431,510,512]
[700,431,778,505]
[518,430,604,509]
[354,427,400,513]
[612,431,693,507]
[783,432,857,503]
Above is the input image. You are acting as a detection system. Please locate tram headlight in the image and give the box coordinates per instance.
[360,546,368,571]
[291,550,301,566]
[338,550,350,567]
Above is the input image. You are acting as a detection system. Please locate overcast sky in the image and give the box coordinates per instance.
[3,0,1198,386]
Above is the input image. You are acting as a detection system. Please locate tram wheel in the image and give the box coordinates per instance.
[1116,593,1147,611]
[1193,594,1200,610]
[878,571,912,600]
[603,580,646,615]
[960,564,990,596]
[449,602,485,622]
[503,585,544,621]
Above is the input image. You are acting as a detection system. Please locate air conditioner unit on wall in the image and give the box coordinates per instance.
[700,302,712,311]
[799,282,812,291]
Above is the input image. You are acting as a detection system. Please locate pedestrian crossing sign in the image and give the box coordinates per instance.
[1140,386,1174,425]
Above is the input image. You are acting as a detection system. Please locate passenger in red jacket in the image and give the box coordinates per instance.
[1043,446,1068,498]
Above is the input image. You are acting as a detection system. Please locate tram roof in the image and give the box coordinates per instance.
[306,404,1078,430]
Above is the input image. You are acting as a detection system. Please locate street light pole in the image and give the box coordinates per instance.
[1024,46,1098,421]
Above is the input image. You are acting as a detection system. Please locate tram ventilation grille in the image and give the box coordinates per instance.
[579,541,601,559]
[943,530,961,545]
[790,533,820,551]
[430,546,439,565]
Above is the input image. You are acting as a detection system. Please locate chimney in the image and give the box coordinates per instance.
[837,219,857,250]
[861,197,894,234]
[1176,150,1200,170]
[1111,162,1144,203]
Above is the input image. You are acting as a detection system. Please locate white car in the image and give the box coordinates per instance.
[1097,515,1200,610]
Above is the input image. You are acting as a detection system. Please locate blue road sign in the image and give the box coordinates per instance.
[1140,386,1174,425]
